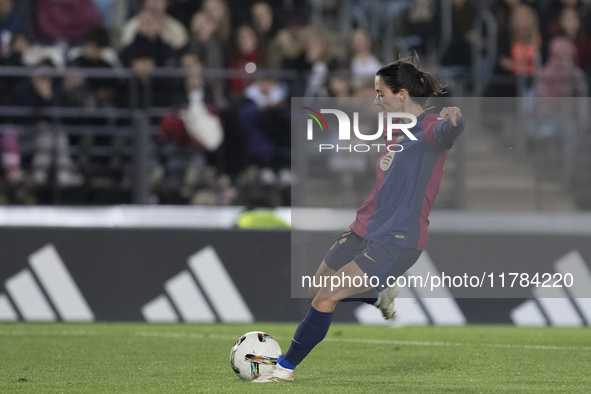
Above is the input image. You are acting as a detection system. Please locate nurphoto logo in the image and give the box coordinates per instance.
[303,107,417,152]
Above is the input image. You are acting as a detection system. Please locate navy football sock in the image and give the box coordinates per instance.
[279,306,333,369]
[339,288,378,304]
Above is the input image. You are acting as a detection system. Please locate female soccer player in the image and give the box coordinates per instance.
[254,56,465,383]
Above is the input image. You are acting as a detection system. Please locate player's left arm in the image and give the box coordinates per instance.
[424,107,465,151]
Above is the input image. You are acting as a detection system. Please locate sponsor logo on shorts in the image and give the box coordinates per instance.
[363,252,376,262]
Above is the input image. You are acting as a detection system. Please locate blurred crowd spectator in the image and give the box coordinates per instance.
[0,0,589,207]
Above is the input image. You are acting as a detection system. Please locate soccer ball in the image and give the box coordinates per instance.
[230,331,281,380]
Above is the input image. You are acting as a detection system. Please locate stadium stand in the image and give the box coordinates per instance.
[0,0,587,210]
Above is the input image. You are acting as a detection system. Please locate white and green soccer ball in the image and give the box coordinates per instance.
[230,331,281,380]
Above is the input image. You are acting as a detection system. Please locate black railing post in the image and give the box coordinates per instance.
[51,116,61,205]
[132,109,150,204]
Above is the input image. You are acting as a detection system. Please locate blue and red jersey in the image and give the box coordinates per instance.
[350,112,465,250]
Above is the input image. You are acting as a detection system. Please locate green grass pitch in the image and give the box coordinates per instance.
[1,323,590,393]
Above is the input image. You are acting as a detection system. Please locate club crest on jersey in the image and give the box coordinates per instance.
[380,135,404,170]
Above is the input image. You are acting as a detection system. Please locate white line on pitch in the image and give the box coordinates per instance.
[1,330,590,352]
[134,332,591,352]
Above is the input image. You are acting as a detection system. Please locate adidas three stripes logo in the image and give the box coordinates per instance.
[141,246,253,323]
[0,244,94,322]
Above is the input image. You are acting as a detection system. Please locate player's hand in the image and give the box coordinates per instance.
[439,107,462,127]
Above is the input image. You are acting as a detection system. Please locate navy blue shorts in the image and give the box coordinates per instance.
[324,229,422,285]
